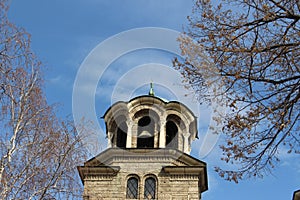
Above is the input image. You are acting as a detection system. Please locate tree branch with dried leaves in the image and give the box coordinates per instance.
[174,0,300,183]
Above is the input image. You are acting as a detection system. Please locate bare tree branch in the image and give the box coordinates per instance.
[0,1,93,199]
[174,0,300,182]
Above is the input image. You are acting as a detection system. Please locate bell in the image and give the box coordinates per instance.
[139,130,152,138]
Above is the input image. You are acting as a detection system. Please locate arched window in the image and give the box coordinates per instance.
[126,177,138,199]
[117,121,127,148]
[144,177,156,200]
[137,116,154,148]
[166,121,178,148]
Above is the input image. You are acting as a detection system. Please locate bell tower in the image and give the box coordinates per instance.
[78,84,208,199]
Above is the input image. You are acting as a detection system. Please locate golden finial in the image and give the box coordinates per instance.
[149,82,155,96]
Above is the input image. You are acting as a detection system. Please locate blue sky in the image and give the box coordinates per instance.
[8,0,299,199]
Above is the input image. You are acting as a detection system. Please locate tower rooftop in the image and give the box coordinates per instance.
[103,94,198,154]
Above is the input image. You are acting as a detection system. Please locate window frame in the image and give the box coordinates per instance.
[143,175,157,200]
[126,175,139,199]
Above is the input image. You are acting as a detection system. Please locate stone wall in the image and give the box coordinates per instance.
[82,160,203,200]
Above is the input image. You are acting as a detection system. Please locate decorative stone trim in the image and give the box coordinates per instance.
[168,174,199,181]
[163,166,208,192]
[84,175,115,181]
[77,166,120,184]
[89,148,206,167]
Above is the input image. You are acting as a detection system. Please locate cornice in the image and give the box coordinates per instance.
[77,166,120,184]
[85,148,206,167]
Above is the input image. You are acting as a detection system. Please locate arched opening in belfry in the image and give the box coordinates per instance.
[166,121,178,148]
[137,116,154,148]
[116,121,127,148]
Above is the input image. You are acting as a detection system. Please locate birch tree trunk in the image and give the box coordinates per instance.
[0,1,91,199]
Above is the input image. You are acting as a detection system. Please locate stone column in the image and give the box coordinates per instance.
[154,124,159,148]
[107,131,113,148]
[131,122,138,148]
[183,133,191,154]
[159,119,166,148]
[126,121,133,148]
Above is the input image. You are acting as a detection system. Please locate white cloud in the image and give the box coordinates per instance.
[48,75,62,84]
